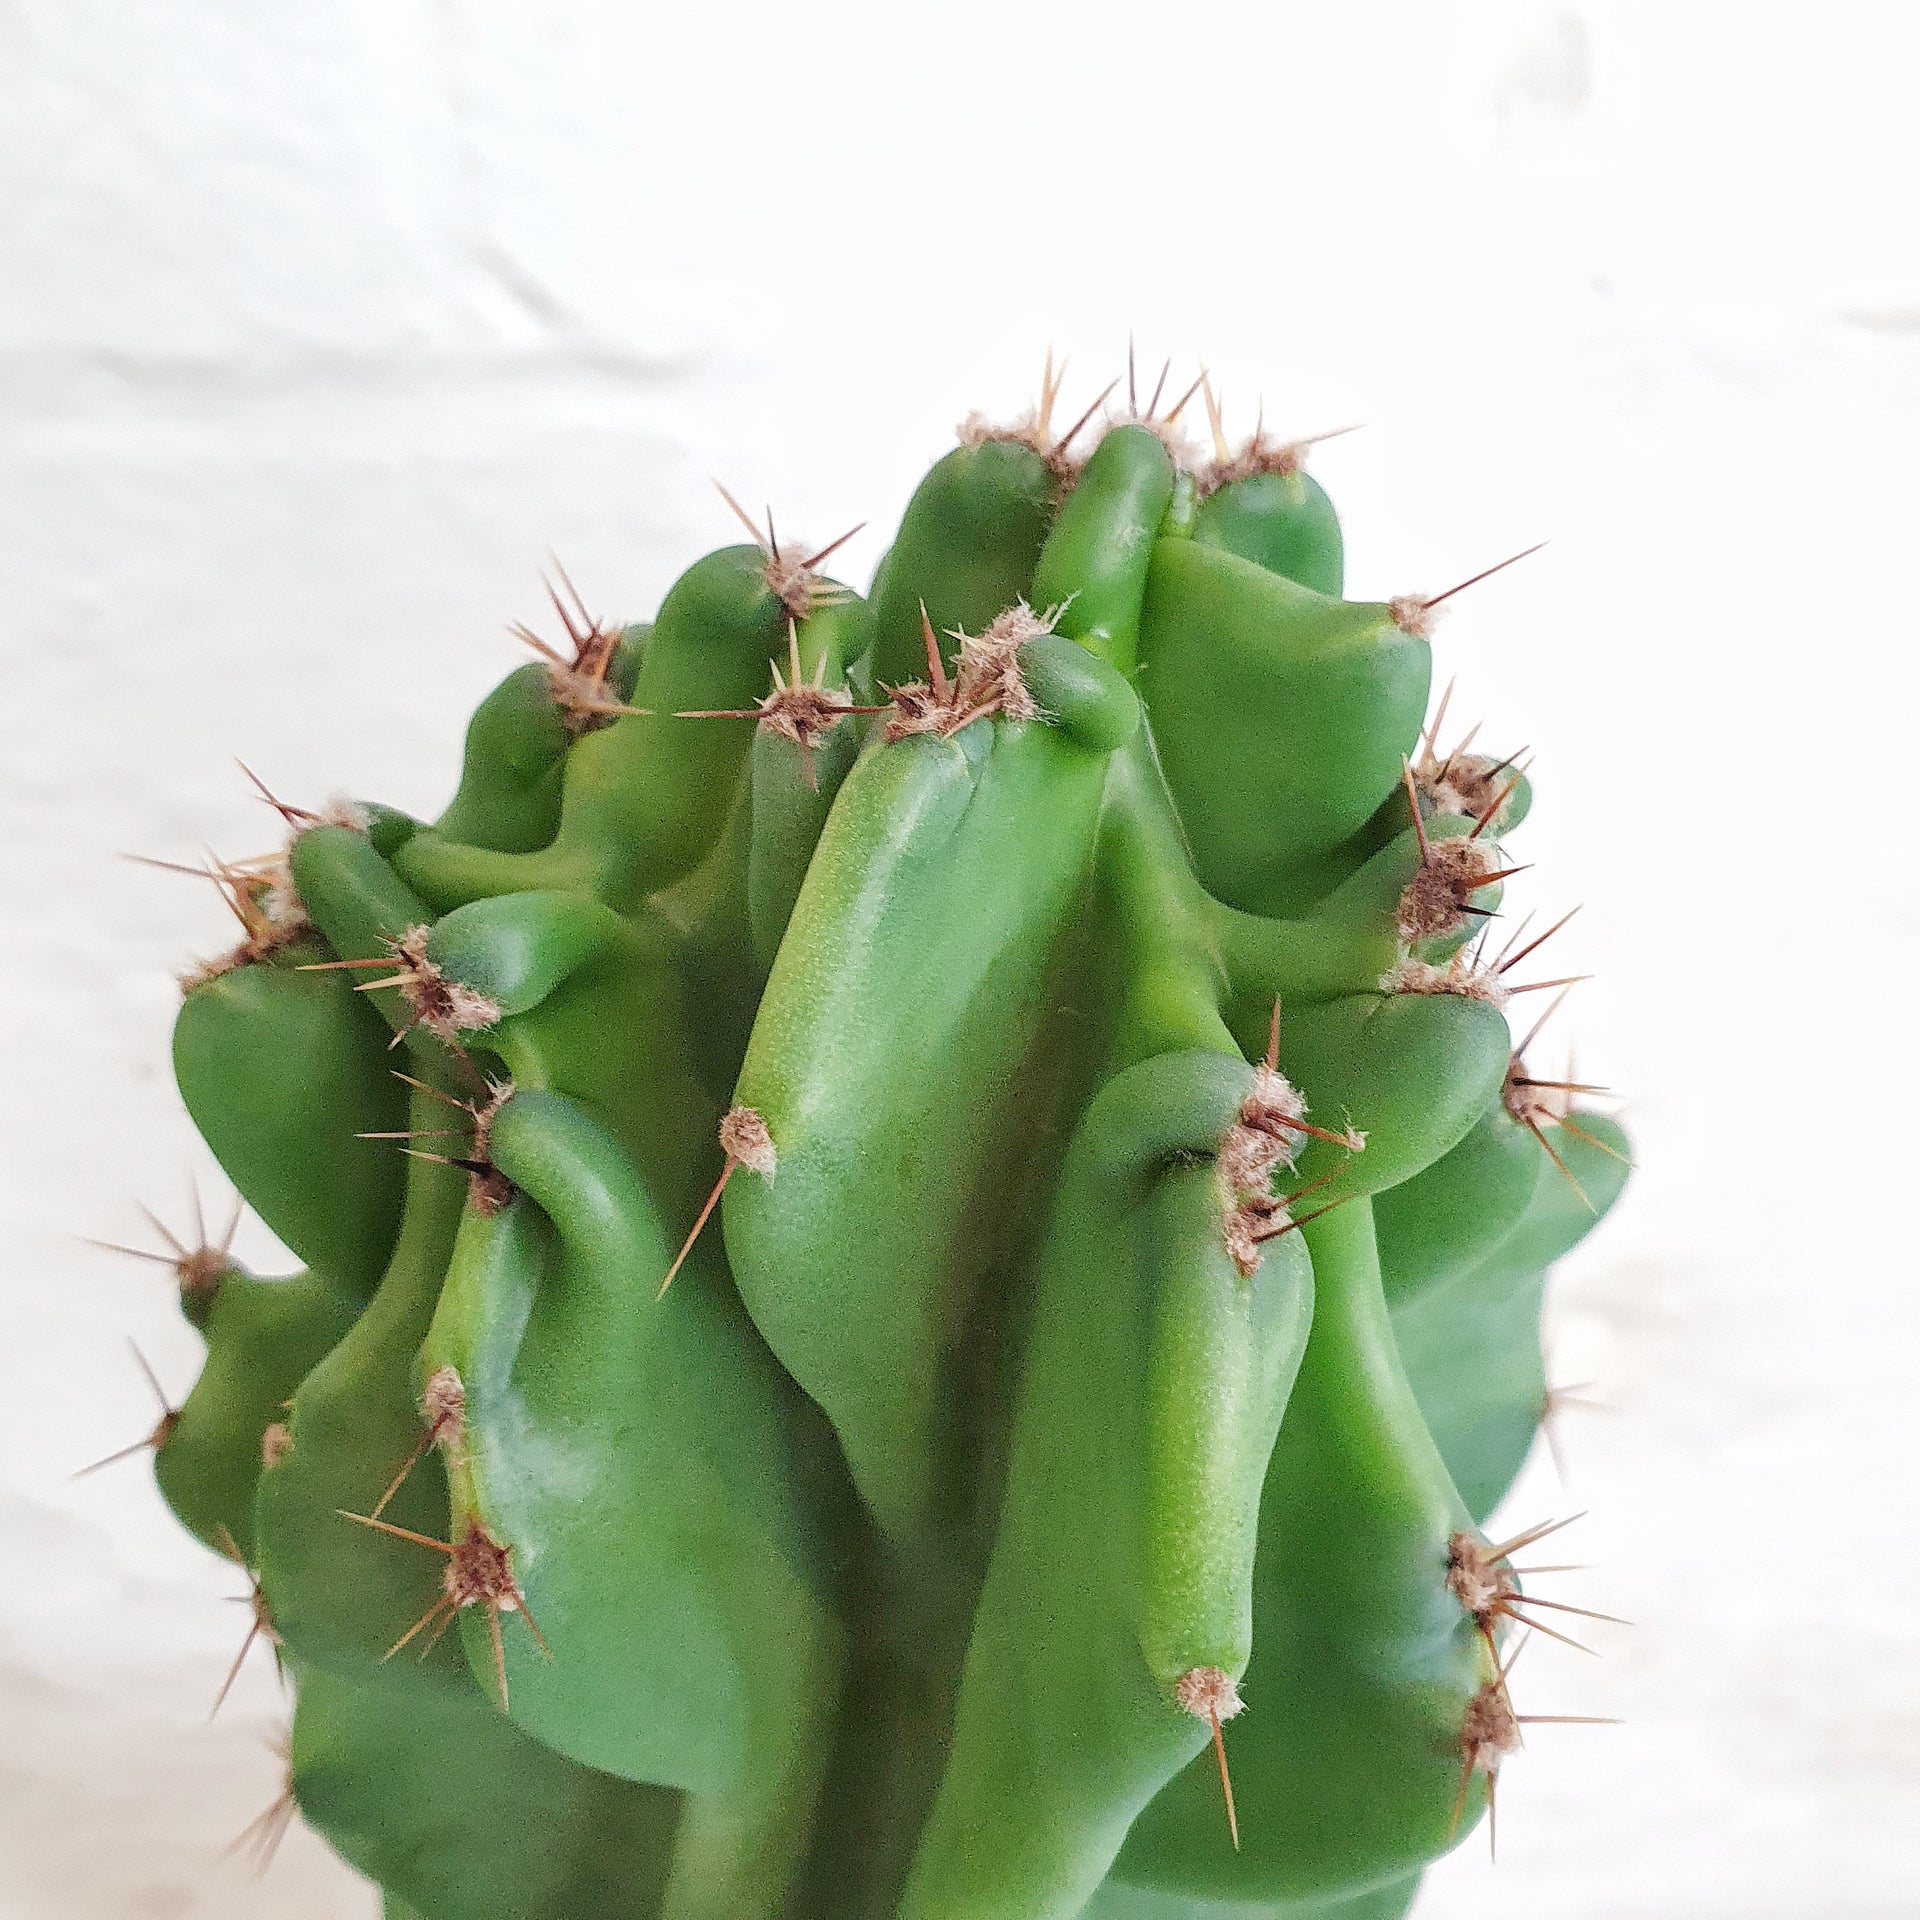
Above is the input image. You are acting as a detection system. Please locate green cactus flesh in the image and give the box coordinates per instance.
[121,375,1630,1918]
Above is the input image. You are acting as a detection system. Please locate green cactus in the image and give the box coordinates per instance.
[110,363,1630,1919]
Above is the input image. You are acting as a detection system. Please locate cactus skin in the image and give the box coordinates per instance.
[124,372,1632,1918]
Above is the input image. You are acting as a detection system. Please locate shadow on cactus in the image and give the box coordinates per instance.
[107,358,1632,1920]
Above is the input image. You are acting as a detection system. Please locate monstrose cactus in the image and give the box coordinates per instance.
[110,361,1631,1920]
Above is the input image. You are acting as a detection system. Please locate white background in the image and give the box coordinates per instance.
[3,4,1916,1915]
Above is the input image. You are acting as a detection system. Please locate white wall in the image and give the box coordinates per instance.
[4,4,1915,1914]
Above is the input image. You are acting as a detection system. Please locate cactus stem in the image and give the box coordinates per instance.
[128,371,1636,1898]
[74,1340,179,1476]
[335,1511,549,1709]
[210,1524,284,1719]
[1174,1667,1245,1850]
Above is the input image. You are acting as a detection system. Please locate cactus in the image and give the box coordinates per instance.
[107,360,1630,1920]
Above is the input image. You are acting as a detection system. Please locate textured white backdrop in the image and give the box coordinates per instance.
[4,3,1916,1915]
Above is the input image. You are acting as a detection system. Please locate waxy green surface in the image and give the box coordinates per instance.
[1394,1113,1631,1521]
[154,1259,360,1561]
[133,392,1631,1920]
[424,1090,844,1920]
[903,1055,1312,1919]
[173,946,404,1300]
[291,1656,679,1920]
[1116,1200,1488,1901]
